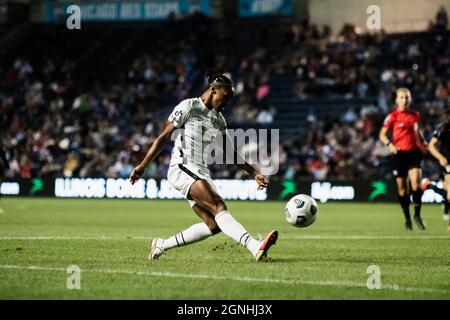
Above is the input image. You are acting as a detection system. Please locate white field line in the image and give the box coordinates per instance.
[0,264,448,295]
[285,235,450,240]
[0,235,449,241]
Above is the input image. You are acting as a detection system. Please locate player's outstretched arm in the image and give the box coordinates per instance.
[428,137,448,167]
[223,133,269,190]
[129,121,176,185]
[237,160,269,191]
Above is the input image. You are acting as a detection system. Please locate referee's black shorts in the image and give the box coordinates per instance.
[391,148,423,178]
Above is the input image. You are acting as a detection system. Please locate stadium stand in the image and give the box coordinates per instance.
[1,15,449,181]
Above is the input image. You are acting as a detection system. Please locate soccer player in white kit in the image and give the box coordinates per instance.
[129,71,278,262]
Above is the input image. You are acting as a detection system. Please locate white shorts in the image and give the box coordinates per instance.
[167,164,219,207]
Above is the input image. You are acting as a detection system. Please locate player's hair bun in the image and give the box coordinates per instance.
[206,70,233,88]
[206,70,220,84]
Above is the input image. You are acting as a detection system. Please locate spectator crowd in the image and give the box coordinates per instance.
[1,13,449,181]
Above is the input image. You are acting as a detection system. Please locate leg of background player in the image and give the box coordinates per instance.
[433,185,449,214]
[409,168,426,230]
[0,176,3,214]
[423,179,450,217]
[422,176,450,224]
[396,177,412,230]
[444,175,450,227]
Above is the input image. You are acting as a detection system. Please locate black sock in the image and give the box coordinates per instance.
[445,198,450,215]
[398,195,411,221]
[412,190,423,218]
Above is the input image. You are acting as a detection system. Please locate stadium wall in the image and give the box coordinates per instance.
[1,178,444,204]
[309,0,448,33]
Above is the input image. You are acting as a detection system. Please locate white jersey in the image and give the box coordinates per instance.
[168,97,227,170]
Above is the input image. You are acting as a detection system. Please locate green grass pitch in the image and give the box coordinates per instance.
[0,198,449,299]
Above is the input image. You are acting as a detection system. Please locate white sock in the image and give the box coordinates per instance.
[163,223,213,250]
[215,210,260,256]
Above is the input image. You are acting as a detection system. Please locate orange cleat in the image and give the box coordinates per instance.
[255,230,278,261]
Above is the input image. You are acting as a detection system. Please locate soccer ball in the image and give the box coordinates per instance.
[284,194,319,228]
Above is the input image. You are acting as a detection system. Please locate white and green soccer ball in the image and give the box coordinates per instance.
[284,194,319,228]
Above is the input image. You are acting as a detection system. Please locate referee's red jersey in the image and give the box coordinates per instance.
[383,108,420,151]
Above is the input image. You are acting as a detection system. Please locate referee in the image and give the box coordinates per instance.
[379,88,428,231]
[428,108,450,231]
